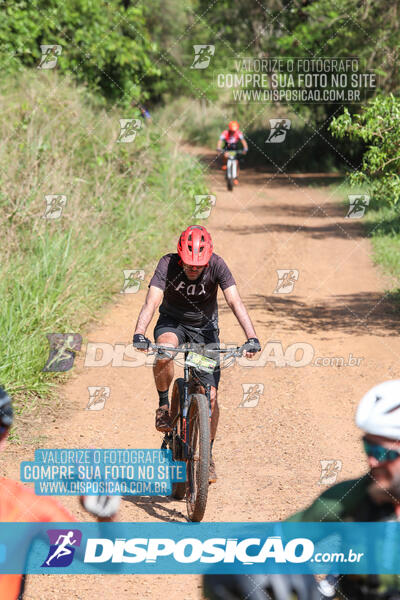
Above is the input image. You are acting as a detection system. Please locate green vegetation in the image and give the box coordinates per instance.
[275,0,399,96]
[0,0,219,105]
[328,182,400,296]
[364,200,400,294]
[331,95,400,206]
[0,70,205,402]
[330,95,400,295]
[0,0,158,103]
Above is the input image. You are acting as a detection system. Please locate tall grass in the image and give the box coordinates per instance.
[0,70,206,406]
[365,202,400,293]
[328,183,400,297]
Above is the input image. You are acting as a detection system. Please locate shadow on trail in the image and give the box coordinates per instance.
[249,202,345,219]
[218,221,364,239]
[123,495,188,522]
[219,292,399,336]
[225,172,344,189]
[194,149,345,186]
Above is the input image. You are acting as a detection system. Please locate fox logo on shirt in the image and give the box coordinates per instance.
[175,281,206,295]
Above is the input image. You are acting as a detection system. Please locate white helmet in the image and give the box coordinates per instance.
[356,380,400,441]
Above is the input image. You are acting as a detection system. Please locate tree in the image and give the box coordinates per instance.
[330,94,400,206]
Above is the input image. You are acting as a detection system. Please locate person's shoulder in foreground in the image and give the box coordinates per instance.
[288,379,400,523]
[287,476,370,522]
[0,478,75,522]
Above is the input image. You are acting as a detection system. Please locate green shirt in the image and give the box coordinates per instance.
[288,475,398,522]
[287,475,400,596]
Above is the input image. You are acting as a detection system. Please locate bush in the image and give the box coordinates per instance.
[0,0,159,104]
[330,95,400,206]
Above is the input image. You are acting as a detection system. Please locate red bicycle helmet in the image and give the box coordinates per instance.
[228,120,239,132]
[177,225,213,266]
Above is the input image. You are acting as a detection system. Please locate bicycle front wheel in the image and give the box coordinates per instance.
[226,160,233,191]
[186,393,210,522]
[171,378,186,500]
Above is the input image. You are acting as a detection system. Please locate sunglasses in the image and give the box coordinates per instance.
[183,264,204,271]
[363,437,400,463]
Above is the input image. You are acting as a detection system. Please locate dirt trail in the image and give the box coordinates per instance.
[7,147,400,599]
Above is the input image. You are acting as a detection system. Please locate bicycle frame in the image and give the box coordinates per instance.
[154,343,244,456]
[226,152,238,181]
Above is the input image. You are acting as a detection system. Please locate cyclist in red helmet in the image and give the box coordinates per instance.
[133,225,260,483]
[217,121,248,184]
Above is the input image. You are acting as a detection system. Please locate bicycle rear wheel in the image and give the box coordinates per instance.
[186,393,210,522]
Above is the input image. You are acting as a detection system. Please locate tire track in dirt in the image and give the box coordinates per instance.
[6,147,400,599]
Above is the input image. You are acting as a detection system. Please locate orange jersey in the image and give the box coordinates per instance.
[0,478,76,600]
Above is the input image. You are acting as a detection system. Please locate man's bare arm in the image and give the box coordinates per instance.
[134,285,164,335]
[223,285,257,339]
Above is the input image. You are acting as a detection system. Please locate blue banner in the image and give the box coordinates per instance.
[0,522,399,574]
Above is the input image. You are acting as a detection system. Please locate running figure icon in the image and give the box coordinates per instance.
[45,531,77,566]
[274,269,299,294]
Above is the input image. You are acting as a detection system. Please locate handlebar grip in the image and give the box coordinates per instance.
[134,342,149,349]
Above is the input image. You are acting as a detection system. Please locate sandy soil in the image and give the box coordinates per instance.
[4,147,400,599]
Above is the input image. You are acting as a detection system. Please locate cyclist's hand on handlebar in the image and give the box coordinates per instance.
[80,495,121,522]
[133,333,151,352]
[243,337,261,358]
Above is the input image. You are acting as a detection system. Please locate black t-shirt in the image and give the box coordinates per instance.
[149,253,235,328]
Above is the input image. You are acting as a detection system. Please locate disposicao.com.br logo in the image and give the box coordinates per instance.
[82,535,363,566]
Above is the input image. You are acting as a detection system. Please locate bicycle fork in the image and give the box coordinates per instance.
[227,158,238,180]
[181,383,212,460]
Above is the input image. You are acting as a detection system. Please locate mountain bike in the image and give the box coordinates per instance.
[226,150,245,191]
[149,342,245,522]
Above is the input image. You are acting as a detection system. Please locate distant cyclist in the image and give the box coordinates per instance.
[204,380,400,599]
[131,99,152,123]
[133,225,261,483]
[217,121,248,185]
[0,386,120,600]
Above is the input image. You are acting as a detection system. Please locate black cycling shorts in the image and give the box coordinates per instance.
[154,314,221,390]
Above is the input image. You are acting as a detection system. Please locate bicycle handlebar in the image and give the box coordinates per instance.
[217,149,246,155]
[148,343,247,360]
